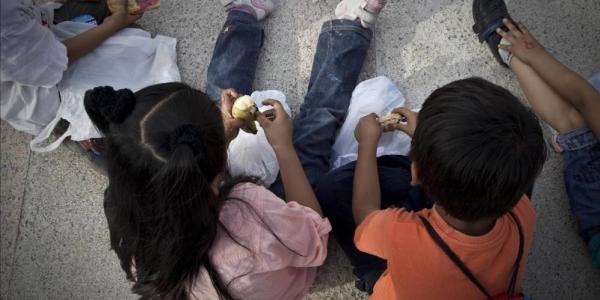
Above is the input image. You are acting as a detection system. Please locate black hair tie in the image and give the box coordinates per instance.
[169,124,206,156]
[84,86,136,129]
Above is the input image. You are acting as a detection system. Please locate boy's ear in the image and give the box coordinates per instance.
[410,162,421,186]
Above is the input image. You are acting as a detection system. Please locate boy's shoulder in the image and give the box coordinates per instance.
[509,195,536,231]
[362,206,433,227]
[373,195,536,227]
[357,195,536,247]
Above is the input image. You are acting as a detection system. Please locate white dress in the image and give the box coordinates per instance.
[0,0,67,135]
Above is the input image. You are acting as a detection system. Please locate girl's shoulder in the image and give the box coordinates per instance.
[222,182,283,213]
[228,182,281,200]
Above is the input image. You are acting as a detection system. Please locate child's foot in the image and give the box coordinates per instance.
[335,0,387,28]
[222,0,275,21]
[472,0,513,67]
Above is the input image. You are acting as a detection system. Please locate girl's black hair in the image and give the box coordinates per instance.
[84,83,238,299]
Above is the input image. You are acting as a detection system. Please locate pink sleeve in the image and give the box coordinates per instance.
[263,201,332,268]
[227,184,332,269]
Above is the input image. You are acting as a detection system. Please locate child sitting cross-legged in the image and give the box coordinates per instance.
[348,77,547,299]
[472,0,600,268]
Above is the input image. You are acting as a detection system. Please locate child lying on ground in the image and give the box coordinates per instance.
[474,0,600,267]
[1,0,140,135]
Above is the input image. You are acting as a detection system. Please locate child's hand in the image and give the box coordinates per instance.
[104,0,142,30]
[390,107,418,137]
[496,19,545,65]
[257,99,294,151]
[220,88,245,144]
[355,114,382,146]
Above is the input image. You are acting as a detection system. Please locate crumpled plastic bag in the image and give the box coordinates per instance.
[30,21,180,152]
[227,77,415,185]
[331,76,413,169]
[227,90,291,186]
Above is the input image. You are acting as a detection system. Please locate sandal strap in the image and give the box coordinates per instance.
[476,18,505,42]
[473,0,511,42]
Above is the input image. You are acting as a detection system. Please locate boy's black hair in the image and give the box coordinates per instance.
[411,77,546,222]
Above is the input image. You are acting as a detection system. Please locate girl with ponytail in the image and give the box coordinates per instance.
[84,82,330,300]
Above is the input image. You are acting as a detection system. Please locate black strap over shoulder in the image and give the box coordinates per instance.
[419,211,524,299]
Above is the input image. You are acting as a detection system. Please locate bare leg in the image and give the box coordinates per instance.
[510,57,585,134]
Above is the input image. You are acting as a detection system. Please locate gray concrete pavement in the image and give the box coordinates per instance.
[2,0,600,299]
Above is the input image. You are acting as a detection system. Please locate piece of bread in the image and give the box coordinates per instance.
[379,113,404,126]
[232,95,259,135]
[108,0,160,14]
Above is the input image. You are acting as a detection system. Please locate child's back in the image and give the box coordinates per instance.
[352,78,546,299]
[356,196,534,299]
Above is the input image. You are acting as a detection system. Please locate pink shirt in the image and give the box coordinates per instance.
[191,183,331,300]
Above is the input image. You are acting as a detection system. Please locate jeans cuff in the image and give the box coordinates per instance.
[321,19,372,40]
[227,10,259,23]
[554,127,598,152]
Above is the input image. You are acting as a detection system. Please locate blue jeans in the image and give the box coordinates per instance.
[206,11,373,196]
[206,11,372,189]
[557,127,600,242]
[557,73,600,243]
[269,20,373,197]
[206,11,264,103]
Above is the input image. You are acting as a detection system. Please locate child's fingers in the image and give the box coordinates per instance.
[262,99,285,114]
[517,22,530,35]
[391,107,410,116]
[496,28,514,42]
[223,88,239,99]
[503,18,521,37]
[362,113,379,123]
[391,107,416,123]
[256,112,271,128]
[262,109,276,121]
[220,88,238,115]
[393,123,410,134]
[498,44,512,52]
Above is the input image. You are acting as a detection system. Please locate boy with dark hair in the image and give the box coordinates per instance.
[316,76,546,298]
[353,77,545,298]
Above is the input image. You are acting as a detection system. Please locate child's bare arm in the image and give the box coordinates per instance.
[352,114,383,225]
[257,100,323,216]
[62,0,141,64]
[498,19,600,138]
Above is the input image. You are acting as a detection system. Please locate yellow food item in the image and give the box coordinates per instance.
[232,95,258,134]
[107,0,160,14]
[379,113,403,126]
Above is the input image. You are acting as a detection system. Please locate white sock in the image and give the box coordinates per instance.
[499,38,514,66]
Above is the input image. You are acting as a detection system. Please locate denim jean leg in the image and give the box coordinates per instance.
[270,20,372,198]
[558,128,600,242]
[206,11,263,104]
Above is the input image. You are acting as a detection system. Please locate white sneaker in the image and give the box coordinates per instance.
[221,0,275,21]
[335,0,387,28]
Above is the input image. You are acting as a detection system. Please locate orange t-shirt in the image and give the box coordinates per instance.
[354,196,535,300]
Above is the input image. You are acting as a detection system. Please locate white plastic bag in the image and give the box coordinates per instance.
[331,76,413,169]
[30,21,181,152]
[228,78,414,184]
[227,90,291,186]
